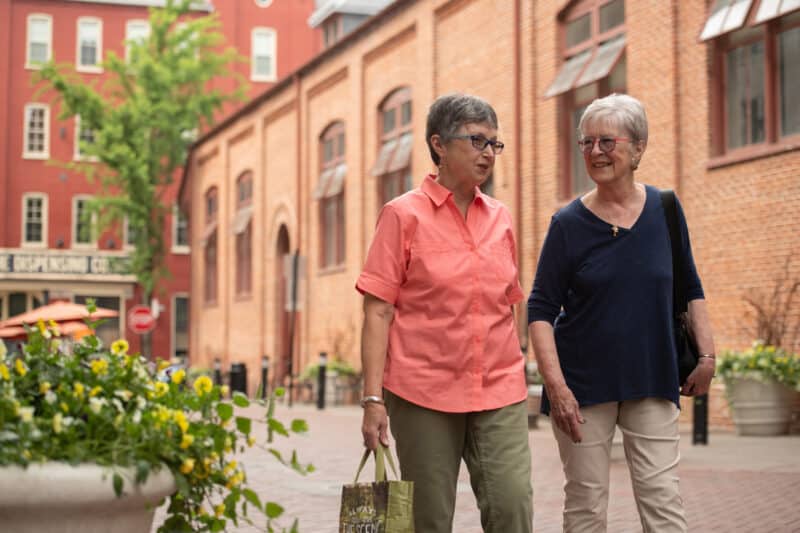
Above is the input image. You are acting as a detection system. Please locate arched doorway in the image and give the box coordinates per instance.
[274,225,291,387]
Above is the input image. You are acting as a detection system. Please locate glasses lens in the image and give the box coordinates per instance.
[599,137,616,152]
[493,142,504,155]
[470,135,488,151]
[579,138,594,153]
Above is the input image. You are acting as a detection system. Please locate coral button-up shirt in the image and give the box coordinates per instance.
[356,175,527,413]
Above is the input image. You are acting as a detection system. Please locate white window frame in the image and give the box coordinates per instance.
[21,193,48,248]
[251,27,277,82]
[76,17,103,73]
[23,103,50,160]
[172,203,190,254]
[171,293,190,361]
[125,19,151,61]
[26,14,52,69]
[73,115,99,161]
[72,195,97,249]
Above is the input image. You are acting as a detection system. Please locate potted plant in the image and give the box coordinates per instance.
[718,342,800,436]
[300,358,360,405]
[0,303,312,532]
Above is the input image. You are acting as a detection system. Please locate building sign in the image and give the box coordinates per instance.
[0,249,133,279]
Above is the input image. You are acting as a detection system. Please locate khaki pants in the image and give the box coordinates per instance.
[385,390,533,533]
[552,398,687,533]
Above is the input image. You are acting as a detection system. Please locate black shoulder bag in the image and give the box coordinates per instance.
[660,190,699,385]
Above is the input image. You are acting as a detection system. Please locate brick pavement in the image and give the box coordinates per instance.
[152,403,800,532]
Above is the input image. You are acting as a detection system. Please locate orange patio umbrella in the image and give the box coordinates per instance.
[0,320,93,340]
[0,301,118,329]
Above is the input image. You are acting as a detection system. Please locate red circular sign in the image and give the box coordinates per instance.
[128,304,156,334]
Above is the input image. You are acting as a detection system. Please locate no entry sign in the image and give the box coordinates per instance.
[128,304,156,334]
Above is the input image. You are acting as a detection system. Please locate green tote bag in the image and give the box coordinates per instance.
[338,444,414,533]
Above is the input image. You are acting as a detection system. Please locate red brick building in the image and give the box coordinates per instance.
[0,0,320,359]
[179,0,800,409]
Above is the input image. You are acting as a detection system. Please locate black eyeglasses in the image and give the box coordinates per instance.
[451,134,505,155]
[578,136,631,154]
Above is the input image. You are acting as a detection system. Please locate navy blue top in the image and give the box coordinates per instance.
[527,185,704,414]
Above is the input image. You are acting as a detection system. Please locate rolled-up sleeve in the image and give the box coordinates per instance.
[356,205,406,305]
[527,217,570,324]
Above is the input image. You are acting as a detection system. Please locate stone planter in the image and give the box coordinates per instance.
[0,462,175,533]
[726,378,797,436]
[527,384,543,429]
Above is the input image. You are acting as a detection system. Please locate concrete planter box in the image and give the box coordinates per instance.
[726,378,797,436]
[0,462,175,533]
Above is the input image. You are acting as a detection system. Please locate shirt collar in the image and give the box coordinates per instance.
[421,174,486,208]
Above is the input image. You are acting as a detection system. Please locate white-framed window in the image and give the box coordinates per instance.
[72,195,96,248]
[172,294,190,360]
[26,14,52,68]
[21,193,48,247]
[125,19,150,61]
[74,115,97,161]
[251,27,277,82]
[23,104,49,159]
[123,216,137,249]
[172,203,190,254]
[77,17,102,72]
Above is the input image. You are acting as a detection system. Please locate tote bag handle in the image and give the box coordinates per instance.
[353,444,400,483]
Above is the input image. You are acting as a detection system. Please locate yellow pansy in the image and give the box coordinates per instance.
[214,504,225,517]
[157,359,171,372]
[173,411,189,433]
[39,381,51,394]
[220,385,230,398]
[226,471,244,489]
[37,319,47,334]
[90,359,109,376]
[192,375,213,396]
[15,359,28,377]
[247,436,256,447]
[179,458,195,474]
[53,413,63,433]
[156,406,171,423]
[110,339,129,356]
[224,436,232,452]
[89,386,103,397]
[153,381,169,398]
[73,382,85,399]
[171,368,186,385]
[180,433,194,449]
[223,460,238,475]
[0,364,10,381]
[60,402,69,413]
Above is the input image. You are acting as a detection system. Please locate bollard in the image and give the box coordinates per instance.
[213,358,222,387]
[261,355,270,399]
[693,394,709,445]
[317,352,327,410]
[230,362,247,396]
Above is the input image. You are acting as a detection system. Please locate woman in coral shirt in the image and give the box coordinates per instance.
[356,93,532,533]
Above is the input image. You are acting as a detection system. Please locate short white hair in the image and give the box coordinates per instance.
[578,93,648,143]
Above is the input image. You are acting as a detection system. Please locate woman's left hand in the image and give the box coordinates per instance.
[680,357,715,396]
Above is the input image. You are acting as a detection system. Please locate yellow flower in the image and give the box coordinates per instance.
[156,406,171,424]
[197,506,207,517]
[53,413,63,433]
[173,411,189,433]
[73,382,85,399]
[89,386,103,397]
[223,460,238,475]
[180,433,194,449]
[153,381,169,398]
[22,450,32,460]
[60,402,69,413]
[224,436,232,452]
[48,320,61,337]
[37,319,47,334]
[247,436,256,447]
[15,359,28,377]
[0,364,10,381]
[39,381,51,394]
[171,368,186,385]
[110,339,129,355]
[90,359,109,376]
[220,385,230,398]
[11,400,20,415]
[157,359,171,372]
[19,406,35,423]
[226,471,244,489]
[214,504,225,517]
[193,375,213,396]
[180,458,195,474]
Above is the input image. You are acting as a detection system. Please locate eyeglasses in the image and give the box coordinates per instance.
[451,134,505,155]
[577,136,631,154]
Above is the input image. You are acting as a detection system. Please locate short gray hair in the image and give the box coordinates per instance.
[578,93,648,144]
[426,93,498,165]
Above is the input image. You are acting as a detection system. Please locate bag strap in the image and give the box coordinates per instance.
[353,445,401,483]
[659,189,688,315]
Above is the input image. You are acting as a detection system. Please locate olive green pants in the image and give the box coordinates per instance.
[385,390,533,533]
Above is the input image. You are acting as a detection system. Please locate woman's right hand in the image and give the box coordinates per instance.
[548,385,585,443]
[361,403,390,450]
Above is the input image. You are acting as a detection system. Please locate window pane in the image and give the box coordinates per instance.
[779,26,800,136]
[25,197,43,243]
[337,132,345,157]
[9,293,28,317]
[566,13,591,48]
[174,296,189,358]
[382,108,396,134]
[27,107,46,153]
[323,199,337,266]
[726,42,765,149]
[324,138,334,162]
[75,199,92,243]
[599,0,625,33]
[571,105,592,195]
[79,21,99,66]
[401,101,412,126]
[176,209,189,246]
[748,41,765,144]
[29,19,49,63]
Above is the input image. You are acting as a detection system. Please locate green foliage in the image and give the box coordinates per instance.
[33,0,245,299]
[299,359,358,381]
[0,319,313,532]
[718,342,800,391]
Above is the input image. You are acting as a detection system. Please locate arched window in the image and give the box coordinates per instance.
[544,0,626,198]
[372,87,413,206]
[234,172,253,295]
[203,186,218,304]
[312,122,346,268]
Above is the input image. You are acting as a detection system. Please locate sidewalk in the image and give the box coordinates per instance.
[152,403,800,532]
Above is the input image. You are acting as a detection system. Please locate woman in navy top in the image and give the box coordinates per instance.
[527,94,716,533]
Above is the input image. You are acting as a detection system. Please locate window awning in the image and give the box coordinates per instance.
[575,35,625,87]
[699,0,753,41]
[201,220,217,247]
[371,138,398,176]
[544,49,592,98]
[385,133,413,174]
[231,205,253,235]
[755,0,800,23]
[325,163,347,198]
[312,167,335,200]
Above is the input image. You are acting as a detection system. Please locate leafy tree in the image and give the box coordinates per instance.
[36,0,245,356]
